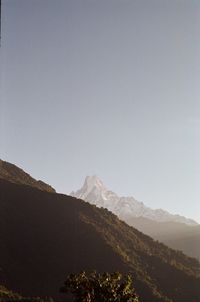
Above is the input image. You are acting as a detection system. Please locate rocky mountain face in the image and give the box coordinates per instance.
[71,175,197,226]
[0,159,55,193]
[1,178,200,302]
[71,176,200,260]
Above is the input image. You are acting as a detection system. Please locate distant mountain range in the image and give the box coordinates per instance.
[124,216,200,260]
[71,175,197,225]
[71,175,200,259]
[1,161,200,302]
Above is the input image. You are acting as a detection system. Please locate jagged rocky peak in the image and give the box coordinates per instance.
[71,175,198,226]
[84,175,105,190]
[71,175,119,209]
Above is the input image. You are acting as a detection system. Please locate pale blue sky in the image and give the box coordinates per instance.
[1,0,200,222]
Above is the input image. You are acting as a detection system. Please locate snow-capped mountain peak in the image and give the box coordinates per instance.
[71,175,119,208]
[71,176,197,226]
[84,175,106,191]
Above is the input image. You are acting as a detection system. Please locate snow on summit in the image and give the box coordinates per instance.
[71,176,197,226]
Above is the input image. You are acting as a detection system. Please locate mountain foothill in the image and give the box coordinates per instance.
[72,175,200,260]
[0,159,200,302]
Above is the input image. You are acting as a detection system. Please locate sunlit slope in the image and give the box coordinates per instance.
[0,179,200,302]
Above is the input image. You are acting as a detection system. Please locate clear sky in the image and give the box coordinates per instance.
[1,0,200,222]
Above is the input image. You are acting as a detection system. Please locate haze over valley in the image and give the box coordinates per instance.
[1,0,200,301]
[0,159,200,302]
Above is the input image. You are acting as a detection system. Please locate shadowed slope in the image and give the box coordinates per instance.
[0,159,55,193]
[0,179,200,302]
[72,175,200,259]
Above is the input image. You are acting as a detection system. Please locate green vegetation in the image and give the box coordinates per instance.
[80,205,200,301]
[60,271,139,302]
[0,284,53,302]
[0,159,55,192]
[0,285,22,302]
[1,178,200,302]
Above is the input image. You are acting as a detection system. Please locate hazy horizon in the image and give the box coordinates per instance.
[1,0,200,222]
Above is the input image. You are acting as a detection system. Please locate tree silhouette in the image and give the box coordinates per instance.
[60,271,139,302]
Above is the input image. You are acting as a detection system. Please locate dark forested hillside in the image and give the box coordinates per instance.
[0,159,55,193]
[0,284,54,302]
[0,179,200,302]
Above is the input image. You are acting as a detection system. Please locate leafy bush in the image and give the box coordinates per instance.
[60,271,139,302]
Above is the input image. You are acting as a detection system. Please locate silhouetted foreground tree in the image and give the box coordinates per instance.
[60,271,139,302]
